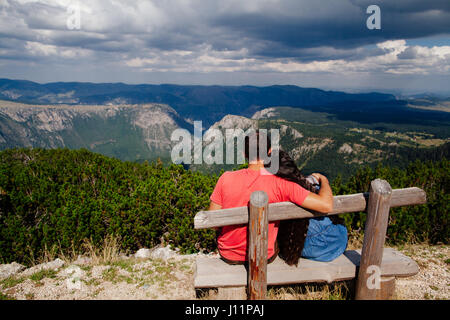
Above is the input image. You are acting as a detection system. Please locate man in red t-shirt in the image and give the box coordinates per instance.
[209,131,334,263]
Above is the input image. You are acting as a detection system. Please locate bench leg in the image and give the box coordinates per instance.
[375,276,396,300]
[217,286,247,300]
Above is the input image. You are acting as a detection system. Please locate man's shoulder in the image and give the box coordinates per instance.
[220,169,244,178]
[219,168,283,183]
[217,168,253,182]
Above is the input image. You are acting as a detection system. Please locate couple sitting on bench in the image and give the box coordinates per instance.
[208,130,348,266]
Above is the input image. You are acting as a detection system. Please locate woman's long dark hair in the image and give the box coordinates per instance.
[272,149,343,266]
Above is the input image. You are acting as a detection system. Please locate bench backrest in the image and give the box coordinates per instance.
[194,179,427,300]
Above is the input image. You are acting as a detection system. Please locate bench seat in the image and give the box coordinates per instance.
[194,248,419,288]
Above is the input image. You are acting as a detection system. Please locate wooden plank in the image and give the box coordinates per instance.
[248,191,269,300]
[217,287,247,300]
[194,187,426,229]
[356,179,392,300]
[194,248,419,288]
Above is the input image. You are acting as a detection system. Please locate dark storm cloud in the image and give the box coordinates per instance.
[0,0,449,88]
[209,0,450,59]
[2,0,449,59]
[352,0,450,13]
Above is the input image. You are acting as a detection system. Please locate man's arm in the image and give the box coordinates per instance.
[300,173,334,213]
[209,201,222,211]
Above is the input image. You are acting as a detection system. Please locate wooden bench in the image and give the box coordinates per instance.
[193,179,427,300]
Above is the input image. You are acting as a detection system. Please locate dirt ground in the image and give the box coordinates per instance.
[394,244,449,300]
[0,244,448,300]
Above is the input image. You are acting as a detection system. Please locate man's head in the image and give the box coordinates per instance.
[244,129,271,162]
[244,129,279,173]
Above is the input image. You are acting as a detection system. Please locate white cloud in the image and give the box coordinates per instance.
[25,41,59,56]
[25,41,92,58]
[122,39,450,76]
[0,0,449,88]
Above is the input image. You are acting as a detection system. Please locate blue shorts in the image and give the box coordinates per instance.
[301,216,348,262]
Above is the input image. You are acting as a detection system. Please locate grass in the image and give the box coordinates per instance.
[199,281,354,300]
[109,259,135,272]
[79,265,92,272]
[2,230,447,300]
[25,293,35,300]
[29,269,57,282]
[429,285,439,291]
[101,267,119,283]
[132,258,180,289]
[83,278,101,287]
[16,234,185,294]
[101,266,133,284]
[91,287,103,298]
[0,276,26,289]
[0,291,16,300]
[25,234,124,268]
[198,243,449,301]
[81,235,123,265]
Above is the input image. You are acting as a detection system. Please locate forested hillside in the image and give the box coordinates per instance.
[191,108,450,181]
[2,90,449,181]
[0,148,447,265]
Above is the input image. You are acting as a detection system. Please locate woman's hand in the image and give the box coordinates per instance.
[311,173,328,184]
[301,173,334,213]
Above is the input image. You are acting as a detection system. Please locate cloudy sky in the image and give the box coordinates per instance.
[1,0,449,94]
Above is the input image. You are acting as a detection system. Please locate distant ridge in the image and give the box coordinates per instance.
[0,78,398,125]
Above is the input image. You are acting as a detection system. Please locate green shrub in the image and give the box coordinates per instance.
[0,147,448,265]
[0,148,217,265]
[332,159,449,245]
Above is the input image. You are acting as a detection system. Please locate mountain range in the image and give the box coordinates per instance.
[0,78,449,179]
[0,78,426,126]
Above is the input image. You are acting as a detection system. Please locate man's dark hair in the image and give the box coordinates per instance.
[244,129,271,161]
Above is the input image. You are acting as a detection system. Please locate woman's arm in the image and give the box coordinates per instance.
[300,173,334,213]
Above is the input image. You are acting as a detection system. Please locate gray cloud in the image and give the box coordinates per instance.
[0,0,449,93]
[211,0,450,57]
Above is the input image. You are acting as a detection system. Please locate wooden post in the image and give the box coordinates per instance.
[355,179,393,300]
[248,191,269,300]
[375,276,396,300]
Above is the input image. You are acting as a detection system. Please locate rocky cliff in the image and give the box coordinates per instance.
[0,100,188,161]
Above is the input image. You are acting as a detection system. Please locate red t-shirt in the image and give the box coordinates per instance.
[209,167,310,262]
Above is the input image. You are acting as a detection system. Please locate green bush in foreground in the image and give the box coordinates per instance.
[332,159,449,245]
[0,148,218,265]
[0,147,448,265]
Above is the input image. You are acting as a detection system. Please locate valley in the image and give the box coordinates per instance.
[0,79,448,181]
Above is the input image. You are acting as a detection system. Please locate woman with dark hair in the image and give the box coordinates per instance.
[272,149,348,266]
[208,130,336,265]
